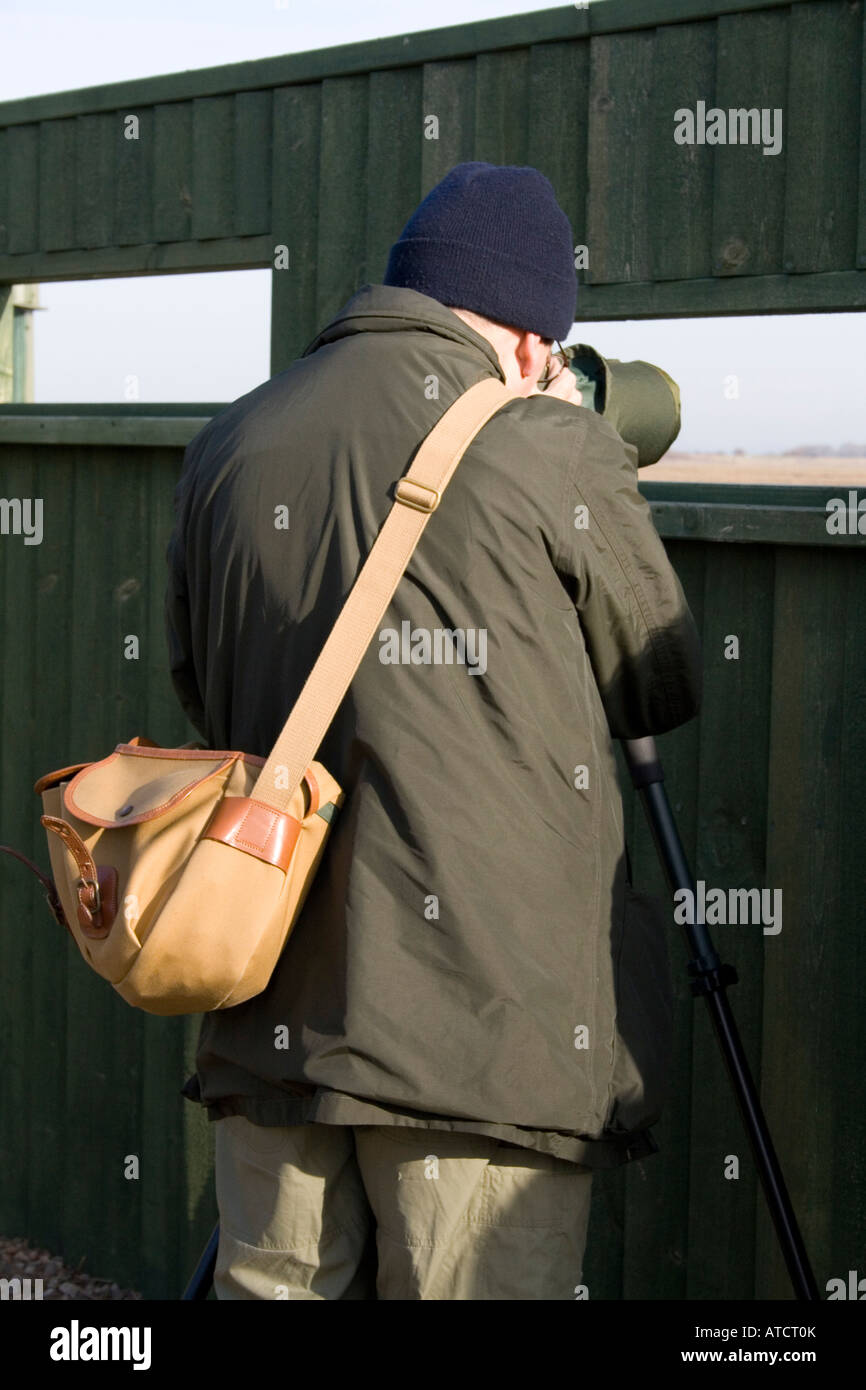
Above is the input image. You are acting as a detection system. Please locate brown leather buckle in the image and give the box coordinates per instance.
[75,866,118,938]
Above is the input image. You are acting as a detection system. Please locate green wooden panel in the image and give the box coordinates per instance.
[711,10,789,278]
[57,447,141,1284]
[0,402,226,417]
[234,91,272,237]
[365,68,423,285]
[473,49,530,168]
[0,236,272,285]
[783,0,862,275]
[0,2,804,132]
[270,85,321,373]
[583,1163,626,1298]
[525,39,590,264]
[758,545,866,1300]
[0,451,38,1233]
[38,118,77,252]
[26,450,74,1254]
[314,76,370,328]
[830,547,866,1294]
[192,97,235,242]
[575,268,866,316]
[644,487,865,548]
[75,113,116,249]
[0,0,861,313]
[0,417,215,447]
[420,60,476,194]
[684,544,774,1299]
[113,106,154,247]
[586,31,655,285]
[139,1006,187,1295]
[650,21,716,283]
[153,103,194,244]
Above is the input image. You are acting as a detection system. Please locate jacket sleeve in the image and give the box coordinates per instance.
[555,408,702,740]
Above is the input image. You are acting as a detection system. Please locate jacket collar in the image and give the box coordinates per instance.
[300,283,506,383]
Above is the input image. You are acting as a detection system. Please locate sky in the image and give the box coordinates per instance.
[3,0,864,453]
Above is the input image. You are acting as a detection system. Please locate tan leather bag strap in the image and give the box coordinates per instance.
[251,376,519,812]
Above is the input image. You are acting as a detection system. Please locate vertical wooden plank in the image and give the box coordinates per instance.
[114,106,154,247]
[75,113,116,249]
[59,447,134,1280]
[582,1167,626,1299]
[27,447,74,1254]
[234,91,272,237]
[38,119,77,251]
[0,446,38,1236]
[830,546,866,1288]
[526,39,591,288]
[270,84,321,373]
[682,544,774,1300]
[757,546,850,1299]
[315,76,369,328]
[365,67,423,285]
[586,31,655,284]
[5,124,39,255]
[192,96,235,242]
[473,49,530,167]
[420,60,476,193]
[623,539,705,1300]
[712,10,789,278]
[650,20,716,282]
[139,1011,184,1296]
[783,0,862,274]
[153,102,194,244]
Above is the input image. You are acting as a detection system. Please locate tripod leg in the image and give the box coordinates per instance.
[621,737,819,1301]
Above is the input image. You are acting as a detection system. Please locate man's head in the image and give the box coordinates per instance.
[382,162,577,395]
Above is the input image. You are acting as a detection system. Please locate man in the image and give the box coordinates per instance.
[165,162,702,1300]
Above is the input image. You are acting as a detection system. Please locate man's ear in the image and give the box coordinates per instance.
[516,330,545,379]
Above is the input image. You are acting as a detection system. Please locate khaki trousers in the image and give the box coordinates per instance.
[214,1115,593,1301]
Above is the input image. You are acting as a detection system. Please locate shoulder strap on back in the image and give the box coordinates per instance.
[251,376,519,811]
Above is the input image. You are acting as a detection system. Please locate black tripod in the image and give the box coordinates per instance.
[181,733,818,1301]
[622,736,818,1300]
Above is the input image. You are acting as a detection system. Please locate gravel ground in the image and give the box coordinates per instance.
[0,1235,141,1300]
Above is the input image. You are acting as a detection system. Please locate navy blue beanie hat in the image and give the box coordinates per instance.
[383,162,577,343]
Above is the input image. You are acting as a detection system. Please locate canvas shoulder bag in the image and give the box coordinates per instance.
[2,376,517,1016]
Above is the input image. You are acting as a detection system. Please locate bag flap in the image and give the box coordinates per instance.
[62,744,257,828]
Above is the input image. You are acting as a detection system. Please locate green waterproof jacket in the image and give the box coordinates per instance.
[165,283,702,1167]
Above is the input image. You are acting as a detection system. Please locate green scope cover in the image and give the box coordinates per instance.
[562,344,681,468]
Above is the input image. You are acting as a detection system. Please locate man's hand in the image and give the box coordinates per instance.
[531,358,583,406]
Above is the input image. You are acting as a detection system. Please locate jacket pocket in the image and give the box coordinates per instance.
[605,884,674,1136]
